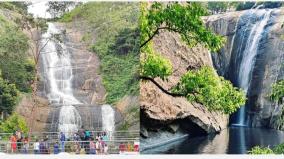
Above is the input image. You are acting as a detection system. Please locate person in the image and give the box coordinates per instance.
[53,142,60,154]
[104,143,108,155]
[22,137,29,154]
[59,132,65,152]
[33,139,40,154]
[15,130,22,152]
[74,133,80,142]
[85,130,90,141]
[39,139,45,154]
[79,129,85,148]
[84,138,90,154]
[10,134,17,153]
[89,138,96,154]
[95,139,100,154]
[127,142,132,152]
[44,136,50,154]
[74,142,81,154]
[119,143,126,154]
[134,141,139,152]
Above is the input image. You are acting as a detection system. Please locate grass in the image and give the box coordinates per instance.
[60,2,140,104]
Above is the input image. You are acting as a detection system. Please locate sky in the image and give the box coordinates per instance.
[27,1,51,18]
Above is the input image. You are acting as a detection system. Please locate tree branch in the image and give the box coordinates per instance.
[140,76,184,97]
[140,26,182,48]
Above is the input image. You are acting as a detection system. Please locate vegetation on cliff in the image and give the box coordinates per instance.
[172,67,245,114]
[60,2,139,104]
[0,2,36,131]
[140,2,246,114]
[0,2,35,122]
[270,80,284,104]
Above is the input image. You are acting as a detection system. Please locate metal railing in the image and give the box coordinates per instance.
[0,130,139,141]
[0,131,140,154]
[0,140,139,154]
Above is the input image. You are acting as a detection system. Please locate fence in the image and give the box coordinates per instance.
[0,131,139,154]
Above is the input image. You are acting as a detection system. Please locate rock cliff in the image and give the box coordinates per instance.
[140,30,229,136]
[207,8,284,129]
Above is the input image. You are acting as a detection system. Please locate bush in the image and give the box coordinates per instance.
[270,80,284,104]
[173,66,246,114]
[248,146,274,154]
[141,45,173,80]
[0,72,19,114]
[0,113,28,133]
[110,28,139,55]
[235,2,256,11]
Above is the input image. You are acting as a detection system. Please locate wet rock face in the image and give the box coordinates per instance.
[140,30,228,135]
[207,9,284,129]
[35,23,125,132]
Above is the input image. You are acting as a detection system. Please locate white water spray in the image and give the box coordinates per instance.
[101,104,115,137]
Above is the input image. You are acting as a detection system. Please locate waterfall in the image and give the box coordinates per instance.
[101,104,115,137]
[41,23,82,136]
[233,9,272,126]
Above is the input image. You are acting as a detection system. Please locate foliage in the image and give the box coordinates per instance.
[140,2,224,52]
[0,113,28,133]
[0,72,19,114]
[235,2,256,11]
[270,80,284,104]
[140,44,173,80]
[260,2,282,8]
[0,21,35,92]
[248,146,274,154]
[207,2,229,13]
[61,2,139,104]
[139,2,245,114]
[110,28,140,55]
[172,67,246,114]
[47,2,77,18]
[273,143,284,154]
[0,2,29,14]
[249,143,284,154]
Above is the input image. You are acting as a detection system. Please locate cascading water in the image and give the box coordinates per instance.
[232,9,272,126]
[41,23,82,135]
[101,104,115,138]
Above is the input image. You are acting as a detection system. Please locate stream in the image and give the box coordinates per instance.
[142,127,284,154]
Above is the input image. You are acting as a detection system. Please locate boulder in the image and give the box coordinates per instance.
[140,30,228,134]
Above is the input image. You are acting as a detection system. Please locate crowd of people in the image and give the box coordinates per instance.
[7,129,138,154]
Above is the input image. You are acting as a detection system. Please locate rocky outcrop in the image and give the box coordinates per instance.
[140,30,229,135]
[15,95,50,132]
[205,11,244,76]
[116,95,140,131]
[207,8,284,128]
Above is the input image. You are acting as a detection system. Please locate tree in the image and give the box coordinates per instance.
[0,113,28,133]
[0,71,19,118]
[140,2,224,51]
[140,2,245,114]
[0,24,35,92]
[47,2,77,18]
[207,2,229,14]
[172,67,246,114]
[235,2,256,11]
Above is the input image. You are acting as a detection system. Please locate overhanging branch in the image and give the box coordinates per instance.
[139,76,184,97]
